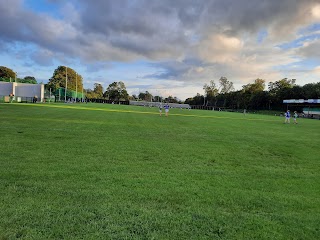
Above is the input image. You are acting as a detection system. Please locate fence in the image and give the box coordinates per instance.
[0,95,40,103]
[130,101,191,109]
[54,88,84,101]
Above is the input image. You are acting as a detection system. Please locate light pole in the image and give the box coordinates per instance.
[65,66,68,102]
[15,72,17,82]
[75,73,78,102]
[82,88,84,102]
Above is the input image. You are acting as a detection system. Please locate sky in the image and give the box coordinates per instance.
[0,0,320,100]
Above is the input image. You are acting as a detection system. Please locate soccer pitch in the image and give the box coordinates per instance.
[0,103,319,239]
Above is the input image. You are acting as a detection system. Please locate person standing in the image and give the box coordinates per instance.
[284,110,290,124]
[293,111,298,124]
[9,93,14,103]
[159,103,163,116]
[164,103,169,117]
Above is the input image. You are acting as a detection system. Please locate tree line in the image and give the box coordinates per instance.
[0,66,38,84]
[185,77,320,111]
[2,65,319,109]
[1,65,184,102]
[46,66,182,102]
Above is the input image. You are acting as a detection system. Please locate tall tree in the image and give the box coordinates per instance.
[164,95,180,103]
[268,78,296,94]
[203,80,219,106]
[93,83,104,98]
[104,81,129,101]
[21,76,37,84]
[268,78,296,109]
[138,91,153,101]
[302,83,320,99]
[185,93,204,105]
[47,66,83,94]
[85,89,95,99]
[0,66,15,80]
[241,79,266,109]
[218,77,235,107]
[242,78,265,93]
[153,95,162,102]
[219,76,234,94]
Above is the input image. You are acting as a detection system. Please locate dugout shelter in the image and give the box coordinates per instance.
[283,99,320,119]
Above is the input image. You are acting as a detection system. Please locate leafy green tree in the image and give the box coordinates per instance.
[203,80,219,106]
[138,91,153,101]
[203,77,235,106]
[164,95,180,103]
[268,78,296,93]
[226,90,243,109]
[268,78,296,109]
[20,76,37,84]
[153,95,162,102]
[93,83,104,98]
[47,66,83,94]
[0,66,15,80]
[217,77,235,107]
[302,83,320,99]
[285,85,304,99]
[104,81,129,101]
[138,92,145,100]
[85,89,96,99]
[242,79,265,93]
[185,93,204,105]
[241,79,266,109]
[249,91,269,110]
[128,95,138,101]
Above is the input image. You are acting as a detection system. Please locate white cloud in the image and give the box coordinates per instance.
[197,34,243,63]
[313,66,320,76]
[296,38,320,59]
[311,4,320,19]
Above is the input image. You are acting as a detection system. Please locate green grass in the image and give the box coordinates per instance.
[0,103,319,239]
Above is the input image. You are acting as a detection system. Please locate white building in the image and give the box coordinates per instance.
[0,82,44,102]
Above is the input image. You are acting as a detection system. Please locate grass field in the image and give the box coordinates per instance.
[0,103,319,239]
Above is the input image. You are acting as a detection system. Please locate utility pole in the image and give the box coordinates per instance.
[75,73,78,102]
[65,66,68,102]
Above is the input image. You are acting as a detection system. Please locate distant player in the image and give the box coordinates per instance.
[284,110,290,124]
[164,103,169,117]
[293,111,298,124]
[159,103,163,116]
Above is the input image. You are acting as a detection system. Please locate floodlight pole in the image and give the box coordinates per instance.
[82,89,84,102]
[75,73,78,101]
[65,66,68,102]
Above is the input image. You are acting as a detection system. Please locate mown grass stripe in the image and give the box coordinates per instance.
[6,103,281,122]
